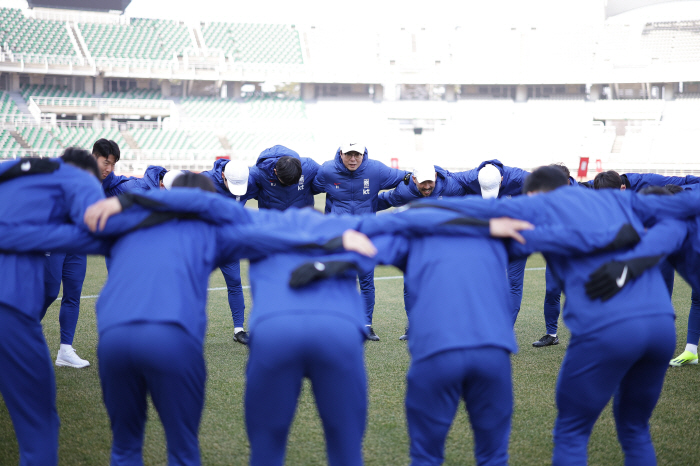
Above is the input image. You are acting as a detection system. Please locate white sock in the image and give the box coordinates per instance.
[685,344,698,355]
[59,343,72,352]
[549,334,557,338]
[234,327,244,334]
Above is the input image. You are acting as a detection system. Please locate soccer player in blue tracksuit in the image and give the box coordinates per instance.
[665,214,700,367]
[409,167,700,466]
[534,164,580,348]
[376,160,468,339]
[592,169,700,296]
[40,137,122,369]
[201,157,255,344]
[311,142,409,340]
[0,150,104,466]
[248,144,320,210]
[43,151,167,368]
[452,159,531,325]
[626,186,700,368]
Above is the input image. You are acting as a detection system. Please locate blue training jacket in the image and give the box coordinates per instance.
[351,204,652,361]
[0,158,104,319]
[311,146,409,215]
[200,159,255,204]
[101,165,167,197]
[0,188,370,343]
[624,172,700,192]
[400,188,700,337]
[249,145,320,210]
[376,165,467,211]
[452,159,529,198]
[581,172,700,192]
[668,217,700,291]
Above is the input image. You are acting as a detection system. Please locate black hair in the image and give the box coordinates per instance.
[92,138,120,162]
[664,184,684,195]
[593,170,623,190]
[549,163,570,179]
[275,156,302,186]
[640,186,673,196]
[171,172,216,193]
[60,147,99,179]
[522,166,568,194]
[621,174,631,190]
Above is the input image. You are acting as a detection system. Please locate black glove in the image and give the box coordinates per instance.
[585,255,663,301]
[289,261,356,288]
[590,223,641,254]
[403,173,411,185]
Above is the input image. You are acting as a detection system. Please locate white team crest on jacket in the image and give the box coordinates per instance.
[363,178,370,195]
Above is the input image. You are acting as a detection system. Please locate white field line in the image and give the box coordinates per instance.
[63,267,548,301]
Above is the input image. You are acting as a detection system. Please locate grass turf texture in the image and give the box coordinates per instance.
[1,253,698,465]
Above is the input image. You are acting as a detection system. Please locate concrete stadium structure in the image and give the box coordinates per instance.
[0,3,698,177]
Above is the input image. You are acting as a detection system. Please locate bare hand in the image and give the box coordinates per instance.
[84,198,123,232]
[342,230,378,257]
[489,217,534,244]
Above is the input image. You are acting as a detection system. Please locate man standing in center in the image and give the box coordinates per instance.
[312,142,409,340]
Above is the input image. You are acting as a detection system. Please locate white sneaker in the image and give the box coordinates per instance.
[55,347,90,368]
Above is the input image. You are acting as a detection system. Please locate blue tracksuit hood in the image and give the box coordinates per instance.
[333,146,369,176]
[256,145,301,179]
[143,165,167,189]
[200,158,232,197]
[455,159,528,198]
[476,159,505,176]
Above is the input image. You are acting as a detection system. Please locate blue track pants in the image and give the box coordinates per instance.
[685,288,700,346]
[42,253,87,345]
[508,257,527,325]
[406,347,512,466]
[220,260,245,328]
[245,314,367,466]
[98,323,206,466]
[552,315,675,466]
[359,270,375,325]
[0,304,59,466]
[543,265,562,335]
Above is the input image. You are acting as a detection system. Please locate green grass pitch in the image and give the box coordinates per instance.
[0,253,698,465]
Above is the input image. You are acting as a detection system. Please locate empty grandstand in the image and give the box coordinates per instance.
[0,1,697,178]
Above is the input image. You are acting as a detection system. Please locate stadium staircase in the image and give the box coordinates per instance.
[218,135,232,151]
[8,91,30,114]
[120,130,141,150]
[611,135,625,153]
[9,129,32,150]
[68,23,91,60]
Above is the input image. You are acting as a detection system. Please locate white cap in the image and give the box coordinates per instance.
[478,164,502,199]
[223,160,249,196]
[413,160,436,183]
[162,170,183,190]
[340,142,366,155]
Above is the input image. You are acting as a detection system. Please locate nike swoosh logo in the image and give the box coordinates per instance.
[616,265,628,288]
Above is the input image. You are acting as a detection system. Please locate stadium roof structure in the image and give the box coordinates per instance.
[28,0,131,13]
[606,0,696,18]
